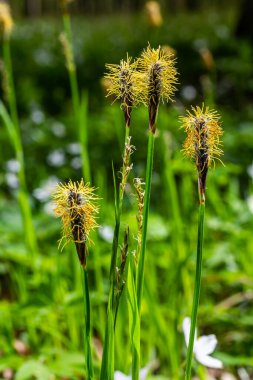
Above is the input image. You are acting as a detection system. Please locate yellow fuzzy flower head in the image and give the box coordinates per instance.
[52,179,99,268]
[145,1,163,28]
[0,2,13,37]
[180,105,223,200]
[105,56,141,127]
[138,45,178,132]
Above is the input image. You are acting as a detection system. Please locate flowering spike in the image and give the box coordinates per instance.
[138,45,178,133]
[52,179,99,267]
[104,56,141,127]
[0,2,13,38]
[180,105,223,202]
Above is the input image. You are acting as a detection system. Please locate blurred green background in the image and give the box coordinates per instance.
[1,0,253,379]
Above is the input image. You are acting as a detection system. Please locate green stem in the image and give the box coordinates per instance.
[185,201,205,380]
[79,93,91,183]
[82,268,94,380]
[136,130,155,310]
[100,125,130,380]
[2,37,37,256]
[109,125,129,286]
[62,14,80,115]
[62,14,91,183]
[3,37,19,130]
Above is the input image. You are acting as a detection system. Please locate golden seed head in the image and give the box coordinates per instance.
[52,179,99,266]
[104,56,143,123]
[0,2,13,37]
[137,45,178,106]
[180,104,223,168]
[145,1,163,27]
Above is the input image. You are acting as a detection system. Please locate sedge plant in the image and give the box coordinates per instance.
[180,105,223,380]
[136,45,177,308]
[52,179,99,380]
[0,2,38,256]
[100,56,140,380]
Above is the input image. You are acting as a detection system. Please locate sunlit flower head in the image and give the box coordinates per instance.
[138,45,177,104]
[105,56,141,126]
[145,1,163,28]
[0,2,13,37]
[52,179,99,267]
[180,105,223,200]
[138,45,178,132]
[183,317,223,369]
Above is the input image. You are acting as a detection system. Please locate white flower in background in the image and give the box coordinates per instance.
[247,162,253,180]
[99,225,114,243]
[47,149,66,167]
[246,195,253,214]
[114,363,152,380]
[33,176,59,202]
[183,317,223,369]
[6,159,20,173]
[238,368,250,380]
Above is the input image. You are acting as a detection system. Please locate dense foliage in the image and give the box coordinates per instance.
[0,5,253,379]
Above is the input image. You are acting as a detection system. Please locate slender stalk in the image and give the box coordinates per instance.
[62,14,79,115]
[136,130,155,309]
[82,268,94,380]
[3,38,18,129]
[185,195,205,380]
[62,13,91,183]
[100,125,130,380]
[2,37,37,256]
[109,125,129,287]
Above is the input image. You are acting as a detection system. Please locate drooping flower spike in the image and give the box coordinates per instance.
[52,179,99,267]
[138,45,178,133]
[180,105,223,202]
[105,56,141,127]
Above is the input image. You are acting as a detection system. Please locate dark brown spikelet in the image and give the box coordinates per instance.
[180,105,223,202]
[138,45,178,133]
[68,190,87,267]
[52,180,99,268]
[104,57,141,128]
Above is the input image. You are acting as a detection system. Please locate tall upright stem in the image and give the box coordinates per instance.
[82,268,94,380]
[185,192,205,380]
[62,13,91,183]
[136,130,155,309]
[2,37,37,256]
[100,125,130,380]
[62,14,80,115]
[109,125,129,286]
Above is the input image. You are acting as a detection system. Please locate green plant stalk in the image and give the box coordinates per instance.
[185,198,205,380]
[100,125,130,380]
[82,268,94,380]
[127,254,140,380]
[2,37,37,256]
[79,93,91,183]
[136,130,155,309]
[62,14,80,115]
[62,14,91,183]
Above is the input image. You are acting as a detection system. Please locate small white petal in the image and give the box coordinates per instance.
[114,371,131,380]
[140,365,151,380]
[238,368,250,380]
[182,317,197,349]
[195,334,217,355]
[195,353,223,369]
